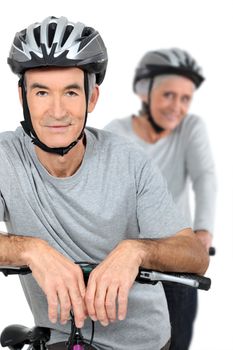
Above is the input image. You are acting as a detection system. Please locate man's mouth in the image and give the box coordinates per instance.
[48,125,70,128]
[46,124,72,132]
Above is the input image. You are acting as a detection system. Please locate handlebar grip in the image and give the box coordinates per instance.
[136,268,211,291]
[209,247,216,256]
[0,265,30,276]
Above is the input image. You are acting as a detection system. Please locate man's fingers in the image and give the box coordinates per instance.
[105,284,118,322]
[57,288,71,325]
[86,274,112,326]
[66,269,87,328]
[45,265,87,327]
[85,280,98,322]
[94,285,109,326]
[47,290,59,324]
[69,287,87,328]
[117,285,129,321]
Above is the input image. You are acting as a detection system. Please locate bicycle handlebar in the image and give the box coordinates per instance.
[0,262,211,291]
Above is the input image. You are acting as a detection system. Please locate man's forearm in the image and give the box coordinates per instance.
[0,232,42,266]
[0,232,87,327]
[128,228,209,275]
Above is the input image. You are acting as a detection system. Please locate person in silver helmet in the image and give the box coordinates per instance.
[0,19,209,350]
[104,48,217,349]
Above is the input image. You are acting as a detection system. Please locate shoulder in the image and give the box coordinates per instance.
[180,114,206,132]
[0,127,27,158]
[95,127,164,188]
[0,126,25,140]
[0,130,16,144]
[86,126,144,154]
[86,126,151,171]
[0,128,20,149]
[103,116,131,134]
[85,128,169,191]
[176,114,209,140]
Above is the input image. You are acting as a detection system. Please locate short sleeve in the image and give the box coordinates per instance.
[136,160,190,238]
[0,192,6,222]
[0,149,10,223]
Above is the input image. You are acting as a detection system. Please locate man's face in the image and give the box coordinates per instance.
[22,67,97,149]
[150,76,195,131]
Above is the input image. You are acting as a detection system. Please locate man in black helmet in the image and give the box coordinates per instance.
[104,48,217,350]
[0,19,209,350]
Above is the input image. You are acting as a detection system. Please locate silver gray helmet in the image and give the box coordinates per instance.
[133,48,204,90]
[8,16,108,85]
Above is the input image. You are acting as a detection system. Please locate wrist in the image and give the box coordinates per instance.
[21,237,49,266]
[120,239,150,267]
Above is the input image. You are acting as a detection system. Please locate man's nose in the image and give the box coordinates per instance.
[49,97,66,119]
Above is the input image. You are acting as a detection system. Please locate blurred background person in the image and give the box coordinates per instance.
[104,48,217,350]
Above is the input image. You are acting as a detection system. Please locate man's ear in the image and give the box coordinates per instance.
[88,85,99,113]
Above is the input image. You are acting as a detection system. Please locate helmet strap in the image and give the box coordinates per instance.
[144,78,165,134]
[19,72,89,156]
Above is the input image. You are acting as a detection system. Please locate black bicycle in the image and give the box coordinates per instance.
[0,262,211,350]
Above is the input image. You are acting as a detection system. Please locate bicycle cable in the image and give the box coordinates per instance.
[66,311,95,350]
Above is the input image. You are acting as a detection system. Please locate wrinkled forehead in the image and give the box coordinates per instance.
[23,66,85,87]
[24,66,84,77]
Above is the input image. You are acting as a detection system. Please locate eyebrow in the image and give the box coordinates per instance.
[29,83,83,90]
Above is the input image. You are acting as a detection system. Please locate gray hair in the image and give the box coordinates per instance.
[87,73,96,101]
[134,74,196,97]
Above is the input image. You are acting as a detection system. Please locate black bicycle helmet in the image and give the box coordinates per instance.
[7,16,108,156]
[133,48,204,91]
[8,16,107,85]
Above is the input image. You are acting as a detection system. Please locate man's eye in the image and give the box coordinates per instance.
[66,91,78,97]
[36,91,48,96]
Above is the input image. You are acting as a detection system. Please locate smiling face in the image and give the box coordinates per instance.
[20,67,98,149]
[149,75,195,131]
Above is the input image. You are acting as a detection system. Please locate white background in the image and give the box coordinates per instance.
[0,1,232,349]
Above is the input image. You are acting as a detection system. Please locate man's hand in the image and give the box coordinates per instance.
[85,240,142,326]
[24,239,87,328]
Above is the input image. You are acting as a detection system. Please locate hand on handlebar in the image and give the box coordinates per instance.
[85,240,141,327]
[0,247,212,330]
[1,235,213,330]
[26,240,87,328]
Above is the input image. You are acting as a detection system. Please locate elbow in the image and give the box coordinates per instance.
[195,240,210,275]
[187,231,210,275]
[199,251,210,275]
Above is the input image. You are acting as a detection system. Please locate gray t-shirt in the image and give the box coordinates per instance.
[0,126,188,350]
[104,115,217,233]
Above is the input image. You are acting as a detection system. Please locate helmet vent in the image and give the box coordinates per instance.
[48,22,57,48]
[33,27,41,48]
[14,30,26,51]
[82,27,92,37]
[61,25,74,47]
